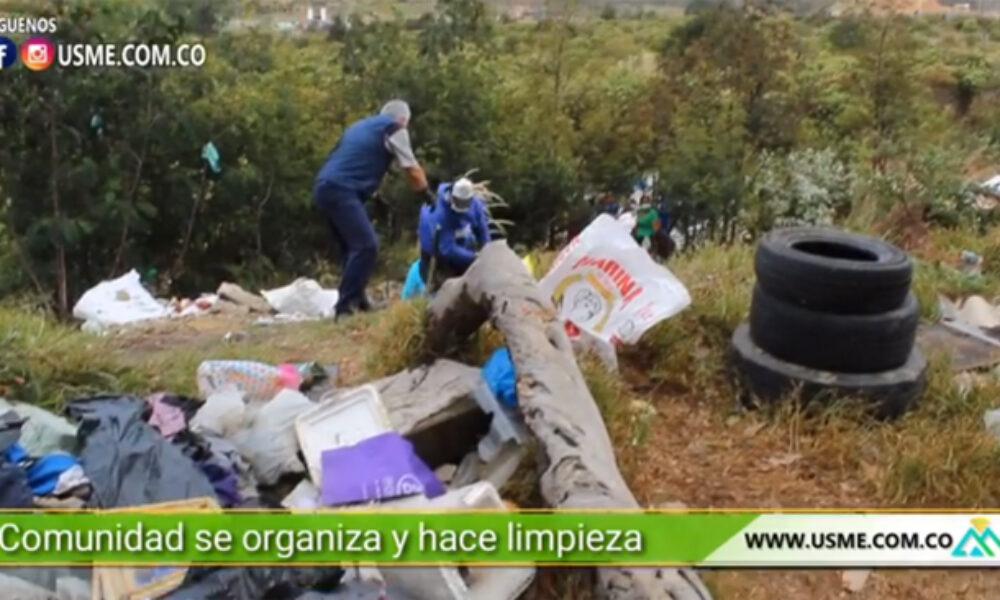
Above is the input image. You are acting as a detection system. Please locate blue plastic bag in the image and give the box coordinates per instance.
[401,259,426,300]
[482,347,518,408]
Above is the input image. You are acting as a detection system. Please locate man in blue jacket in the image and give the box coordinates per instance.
[418,177,491,292]
[314,100,432,317]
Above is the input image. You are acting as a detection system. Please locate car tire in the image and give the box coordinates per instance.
[754,227,913,315]
[749,285,919,374]
[730,323,927,420]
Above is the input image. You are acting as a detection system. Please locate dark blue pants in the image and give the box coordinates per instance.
[314,182,377,313]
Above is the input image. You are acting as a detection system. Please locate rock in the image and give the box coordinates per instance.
[217,282,274,314]
[841,569,871,593]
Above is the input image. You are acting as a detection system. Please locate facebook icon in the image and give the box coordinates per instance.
[0,36,18,69]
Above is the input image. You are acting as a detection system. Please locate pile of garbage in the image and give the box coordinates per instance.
[72,271,341,332]
[0,342,531,599]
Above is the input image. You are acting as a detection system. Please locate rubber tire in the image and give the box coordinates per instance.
[730,323,926,420]
[754,227,913,315]
[749,285,919,374]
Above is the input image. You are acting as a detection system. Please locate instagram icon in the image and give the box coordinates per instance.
[20,37,53,71]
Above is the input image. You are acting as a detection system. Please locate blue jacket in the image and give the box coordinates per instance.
[315,114,400,196]
[418,184,491,267]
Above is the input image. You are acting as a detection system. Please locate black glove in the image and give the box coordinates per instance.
[423,188,436,205]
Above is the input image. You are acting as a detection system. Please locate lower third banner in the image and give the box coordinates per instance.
[0,511,996,566]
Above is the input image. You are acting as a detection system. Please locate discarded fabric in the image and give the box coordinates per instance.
[148,393,189,437]
[540,214,691,345]
[0,400,78,456]
[24,452,81,496]
[320,432,445,506]
[0,410,27,453]
[172,430,243,507]
[196,360,301,404]
[473,380,527,463]
[67,395,216,508]
[482,348,517,408]
[72,270,170,329]
[261,278,339,318]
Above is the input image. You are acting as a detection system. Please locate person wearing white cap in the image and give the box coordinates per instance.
[416,177,491,291]
[313,99,433,317]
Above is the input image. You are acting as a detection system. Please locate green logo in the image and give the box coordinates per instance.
[952,517,1000,558]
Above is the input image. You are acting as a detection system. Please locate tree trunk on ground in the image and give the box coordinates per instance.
[423,241,712,600]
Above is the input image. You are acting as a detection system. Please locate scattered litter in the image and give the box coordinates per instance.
[66,395,216,508]
[190,386,246,438]
[320,432,445,506]
[0,399,77,455]
[147,393,188,437]
[955,295,1000,330]
[217,282,274,314]
[842,569,871,593]
[231,388,313,485]
[984,409,1000,441]
[435,463,458,485]
[381,482,535,600]
[472,379,527,463]
[482,348,517,408]
[261,277,339,318]
[281,478,322,510]
[161,565,344,600]
[295,385,393,487]
[72,270,170,330]
[402,259,426,300]
[93,498,219,599]
[196,360,301,403]
[540,214,691,348]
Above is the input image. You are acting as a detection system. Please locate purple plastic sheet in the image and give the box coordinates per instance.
[320,432,444,506]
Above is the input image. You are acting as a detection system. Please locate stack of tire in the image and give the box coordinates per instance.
[730,227,927,419]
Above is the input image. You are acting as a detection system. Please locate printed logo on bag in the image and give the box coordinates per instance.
[21,37,54,70]
[0,36,17,69]
[953,518,1000,557]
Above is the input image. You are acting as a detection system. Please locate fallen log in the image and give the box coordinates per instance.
[424,241,712,600]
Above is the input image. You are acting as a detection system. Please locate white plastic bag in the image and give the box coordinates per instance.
[540,214,691,345]
[72,270,169,328]
[261,278,339,318]
[232,388,313,485]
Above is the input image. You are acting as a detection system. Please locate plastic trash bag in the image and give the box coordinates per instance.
[191,387,246,438]
[232,389,313,486]
[161,566,344,600]
[401,260,426,300]
[72,270,170,329]
[320,432,444,506]
[196,361,301,404]
[261,278,339,318]
[66,395,216,508]
[482,348,517,408]
[540,214,691,345]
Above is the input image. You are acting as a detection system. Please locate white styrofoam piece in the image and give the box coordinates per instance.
[473,381,527,463]
[379,482,536,600]
[294,385,393,487]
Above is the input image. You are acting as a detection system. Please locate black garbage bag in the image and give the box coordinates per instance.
[66,395,216,508]
[161,566,345,600]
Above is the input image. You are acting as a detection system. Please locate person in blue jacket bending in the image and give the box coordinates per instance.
[418,177,491,292]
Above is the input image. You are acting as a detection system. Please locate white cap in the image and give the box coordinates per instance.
[451,178,474,201]
[380,99,411,123]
